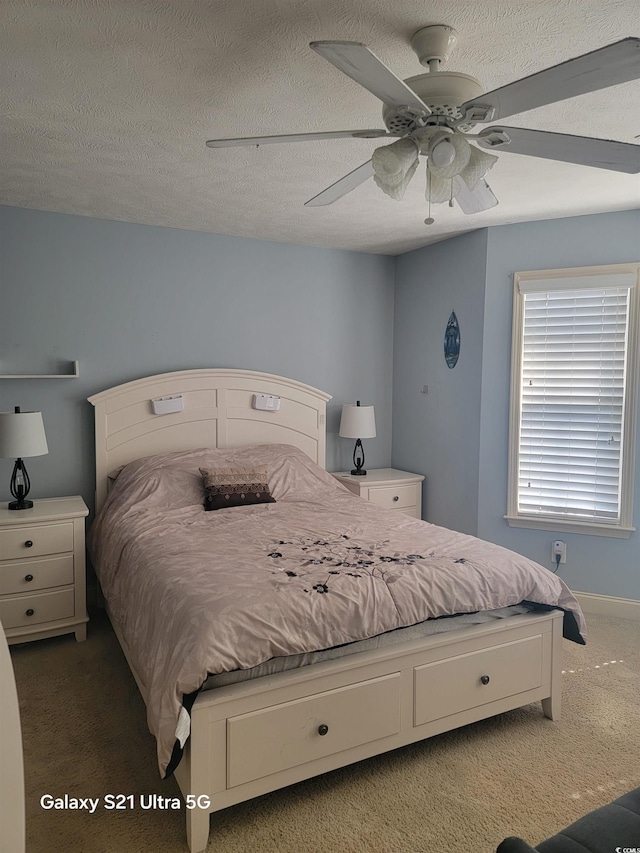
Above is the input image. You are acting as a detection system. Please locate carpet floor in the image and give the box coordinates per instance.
[9,608,640,853]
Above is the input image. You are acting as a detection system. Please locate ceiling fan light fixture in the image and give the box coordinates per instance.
[372,137,420,200]
[425,170,452,204]
[430,138,456,168]
[427,133,470,179]
[459,144,499,189]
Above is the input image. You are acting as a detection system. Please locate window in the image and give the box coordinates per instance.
[507,263,639,538]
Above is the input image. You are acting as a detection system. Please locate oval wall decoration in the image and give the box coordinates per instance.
[444,311,460,369]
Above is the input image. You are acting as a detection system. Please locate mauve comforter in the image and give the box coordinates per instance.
[89,444,586,777]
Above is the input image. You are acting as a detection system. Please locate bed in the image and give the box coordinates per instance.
[88,368,586,853]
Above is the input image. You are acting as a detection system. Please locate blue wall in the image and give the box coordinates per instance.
[392,229,488,535]
[0,206,395,513]
[2,204,638,600]
[392,209,639,600]
[477,211,640,599]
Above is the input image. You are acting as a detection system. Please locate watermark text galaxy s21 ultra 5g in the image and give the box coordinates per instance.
[40,794,211,812]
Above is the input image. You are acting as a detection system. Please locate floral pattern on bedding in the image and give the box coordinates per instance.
[267,534,426,593]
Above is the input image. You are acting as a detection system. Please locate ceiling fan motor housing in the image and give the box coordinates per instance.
[382,72,485,134]
[410,25,459,66]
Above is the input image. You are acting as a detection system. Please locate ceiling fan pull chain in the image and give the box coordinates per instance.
[425,169,435,225]
[449,178,454,207]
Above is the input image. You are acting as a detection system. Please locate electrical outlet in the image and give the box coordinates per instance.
[552,540,567,564]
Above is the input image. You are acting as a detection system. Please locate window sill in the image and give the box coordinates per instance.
[504,515,635,539]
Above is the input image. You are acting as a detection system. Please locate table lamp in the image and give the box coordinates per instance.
[0,407,49,510]
[339,401,376,476]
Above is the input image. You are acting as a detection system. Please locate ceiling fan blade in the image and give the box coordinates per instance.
[453,177,499,214]
[462,37,640,123]
[304,160,374,207]
[206,129,393,148]
[310,41,431,116]
[477,126,640,173]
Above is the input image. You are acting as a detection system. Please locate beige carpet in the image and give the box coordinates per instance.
[10,608,640,853]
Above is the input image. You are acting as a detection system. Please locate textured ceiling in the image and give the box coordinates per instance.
[1,0,639,255]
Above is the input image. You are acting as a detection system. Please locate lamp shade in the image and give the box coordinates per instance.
[339,403,376,439]
[0,411,48,458]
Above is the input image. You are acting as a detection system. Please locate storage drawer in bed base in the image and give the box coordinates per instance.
[227,672,401,787]
[168,609,564,853]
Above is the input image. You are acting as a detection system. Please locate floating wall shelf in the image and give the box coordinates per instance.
[0,361,80,379]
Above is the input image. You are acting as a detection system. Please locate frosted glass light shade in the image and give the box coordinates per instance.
[0,411,49,458]
[459,145,498,189]
[339,404,376,439]
[430,138,456,168]
[426,171,452,204]
[427,134,470,179]
[372,138,419,200]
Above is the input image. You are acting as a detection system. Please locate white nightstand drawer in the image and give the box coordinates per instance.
[0,554,75,595]
[332,470,424,519]
[227,672,401,788]
[0,588,75,630]
[367,484,417,510]
[0,522,74,561]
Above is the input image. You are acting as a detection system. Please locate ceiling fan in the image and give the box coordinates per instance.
[206,26,640,222]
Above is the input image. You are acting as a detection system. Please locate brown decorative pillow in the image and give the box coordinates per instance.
[200,466,276,511]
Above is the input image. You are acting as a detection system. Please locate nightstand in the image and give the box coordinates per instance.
[332,469,425,519]
[0,496,89,644]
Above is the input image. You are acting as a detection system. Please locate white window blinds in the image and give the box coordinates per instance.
[508,264,639,536]
[519,285,629,521]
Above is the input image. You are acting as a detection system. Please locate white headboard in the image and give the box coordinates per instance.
[88,369,331,513]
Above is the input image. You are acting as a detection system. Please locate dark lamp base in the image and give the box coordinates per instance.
[8,498,33,510]
[350,438,368,476]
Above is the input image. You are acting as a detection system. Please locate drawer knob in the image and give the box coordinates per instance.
[24,574,34,583]
[24,540,33,548]
[393,495,399,502]
[480,675,490,685]
[318,724,329,736]
[25,608,35,617]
